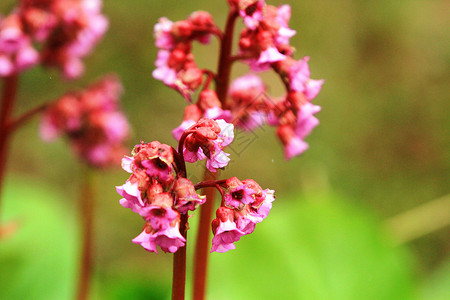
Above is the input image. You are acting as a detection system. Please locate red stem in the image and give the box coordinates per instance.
[194,179,227,190]
[7,102,48,133]
[0,74,19,230]
[193,169,218,300]
[192,6,239,300]
[215,7,239,105]
[76,167,95,300]
[172,213,189,300]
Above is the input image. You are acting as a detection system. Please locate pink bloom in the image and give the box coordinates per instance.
[257,46,286,65]
[154,17,175,50]
[237,110,266,131]
[211,219,244,253]
[289,57,324,100]
[256,189,275,219]
[116,180,146,215]
[183,118,234,172]
[0,14,39,76]
[216,119,234,147]
[204,107,233,122]
[173,178,206,214]
[141,158,173,182]
[172,119,196,141]
[285,135,309,159]
[205,147,231,172]
[40,75,129,167]
[225,184,257,208]
[230,74,264,95]
[239,0,265,30]
[143,205,179,231]
[132,222,186,253]
[121,156,134,173]
[235,210,262,234]
[153,50,177,85]
[274,5,296,45]
[295,102,321,139]
[277,124,309,160]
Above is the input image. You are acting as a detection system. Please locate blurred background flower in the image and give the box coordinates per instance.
[0,0,448,299]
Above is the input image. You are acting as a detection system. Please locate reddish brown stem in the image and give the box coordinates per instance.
[193,169,218,300]
[7,102,48,133]
[172,213,189,300]
[0,74,18,230]
[194,179,227,190]
[215,7,239,105]
[76,167,95,300]
[192,6,239,300]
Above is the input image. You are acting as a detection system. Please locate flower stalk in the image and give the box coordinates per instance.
[192,6,239,299]
[76,167,96,300]
[0,74,19,229]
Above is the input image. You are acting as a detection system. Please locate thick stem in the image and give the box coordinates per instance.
[192,6,239,300]
[0,74,19,231]
[192,169,217,300]
[76,167,95,300]
[172,213,189,300]
[215,7,239,104]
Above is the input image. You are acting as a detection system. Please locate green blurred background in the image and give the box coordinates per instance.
[1,0,449,299]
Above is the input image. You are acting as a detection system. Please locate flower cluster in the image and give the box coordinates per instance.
[117,141,207,253]
[153,12,219,100]
[0,0,108,78]
[40,75,129,167]
[117,118,275,253]
[181,117,234,172]
[211,177,275,252]
[154,0,323,160]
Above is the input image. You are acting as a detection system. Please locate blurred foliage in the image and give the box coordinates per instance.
[1,0,449,299]
[0,177,77,300]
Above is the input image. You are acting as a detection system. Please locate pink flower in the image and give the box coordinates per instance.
[289,56,324,100]
[230,74,264,95]
[211,219,244,253]
[295,102,321,139]
[153,50,177,85]
[40,75,129,167]
[121,156,134,173]
[154,17,175,50]
[142,158,173,183]
[274,5,296,45]
[116,180,146,215]
[173,178,206,214]
[183,118,234,172]
[225,184,257,208]
[277,124,309,160]
[143,205,179,231]
[132,222,186,253]
[257,46,286,65]
[256,189,275,218]
[172,119,197,141]
[0,14,39,76]
[239,0,265,30]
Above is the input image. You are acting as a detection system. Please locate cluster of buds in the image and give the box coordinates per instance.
[0,0,108,78]
[154,0,324,160]
[40,75,130,167]
[152,11,220,100]
[117,118,275,253]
